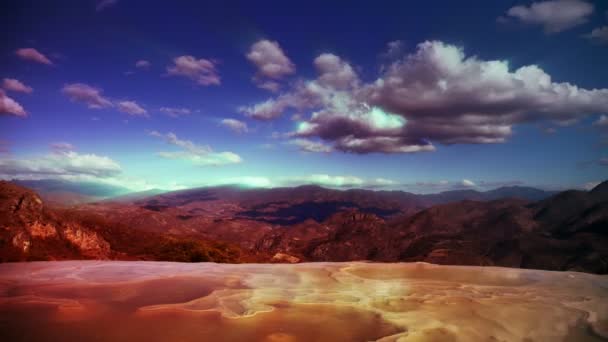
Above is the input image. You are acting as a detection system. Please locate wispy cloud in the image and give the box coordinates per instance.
[15,48,53,65]
[135,59,151,69]
[148,131,242,166]
[160,107,191,118]
[220,118,248,134]
[0,149,122,179]
[2,78,33,93]
[403,179,526,193]
[116,100,148,117]
[0,90,27,117]
[584,26,608,44]
[50,142,75,153]
[189,174,397,189]
[62,83,148,117]
[498,0,594,34]
[0,144,182,192]
[62,83,112,109]
[461,179,476,187]
[288,138,332,153]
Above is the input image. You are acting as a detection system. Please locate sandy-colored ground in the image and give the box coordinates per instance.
[0,261,606,341]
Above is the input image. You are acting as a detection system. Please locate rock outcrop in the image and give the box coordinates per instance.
[0,181,245,263]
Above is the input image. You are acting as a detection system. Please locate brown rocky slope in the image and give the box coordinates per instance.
[0,181,250,263]
[1,180,606,273]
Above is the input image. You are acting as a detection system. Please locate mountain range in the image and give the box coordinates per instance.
[0,180,606,273]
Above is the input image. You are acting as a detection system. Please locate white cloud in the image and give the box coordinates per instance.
[198,174,397,189]
[246,40,295,91]
[2,78,33,93]
[166,55,220,86]
[15,48,53,65]
[239,97,291,120]
[0,150,122,179]
[62,83,112,109]
[461,179,476,187]
[500,0,594,34]
[160,107,191,118]
[220,118,248,134]
[374,178,397,186]
[366,41,608,144]
[116,100,148,117]
[288,138,332,153]
[135,60,151,69]
[0,144,190,193]
[314,53,359,89]
[0,90,27,117]
[285,174,365,187]
[584,26,608,44]
[281,174,397,189]
[149,131,242,166]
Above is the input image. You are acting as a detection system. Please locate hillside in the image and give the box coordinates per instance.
[1,180,606,273]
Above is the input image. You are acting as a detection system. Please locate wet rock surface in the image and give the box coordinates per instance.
[0,261,606,341]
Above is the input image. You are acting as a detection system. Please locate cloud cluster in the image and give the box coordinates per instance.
[0,90,27,117]
[62,83,148,117]
[166,55,220,86]
[220,118,248,134]
[499,0,594,34]
[160,107,191,118]
[15,48,53,65]
[0,144,180,192]
[149,131,241,166]
[246,40,295,92]
[241,40,608,154]
[2,78,33,93]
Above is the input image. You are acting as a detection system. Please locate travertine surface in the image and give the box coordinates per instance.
[0,261,606,341]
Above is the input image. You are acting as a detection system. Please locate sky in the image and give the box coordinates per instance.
[1,0,607,194]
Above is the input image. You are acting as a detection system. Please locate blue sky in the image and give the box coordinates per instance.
[0,0,607,193]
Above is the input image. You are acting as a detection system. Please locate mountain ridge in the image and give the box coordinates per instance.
[1,180,606,273]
